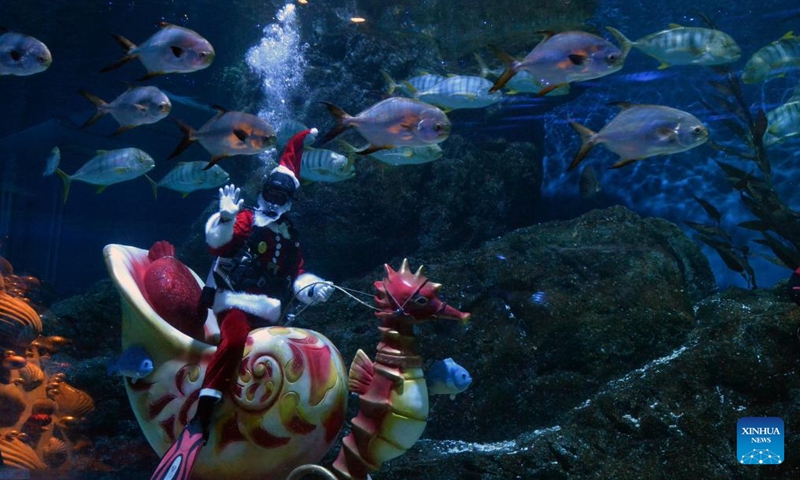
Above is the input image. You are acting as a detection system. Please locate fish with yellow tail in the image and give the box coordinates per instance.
[742,31,800,84]
[339,140,443,166]
[47,147,155,203]
[0,28,52,76]
[407,75,502,111]
[380,70,446,96]
[79,86,171,134]
[101,22,214,80]
[168,108,276,170]
[317,97,451,155]
[763,81,800,146]
[568,103,708,170]
[606,25,740,69]
[488,29,630,95]
[148,161,229,198]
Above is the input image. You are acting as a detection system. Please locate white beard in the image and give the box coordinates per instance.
[255,197,292,227]
[253,209,276,227]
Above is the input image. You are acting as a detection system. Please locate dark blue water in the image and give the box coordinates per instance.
[2,0,799,297]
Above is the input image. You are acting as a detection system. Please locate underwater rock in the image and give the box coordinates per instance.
[303,205,716,448]
[376,284,800,479]
[294,135,542,282]
[41,204,798,478]
[353,0,598,63]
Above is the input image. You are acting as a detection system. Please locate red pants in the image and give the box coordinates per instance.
[202,309,254,393]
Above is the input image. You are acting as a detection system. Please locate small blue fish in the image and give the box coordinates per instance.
[42,146,60,177]
[107,345,154,382]
[426,358,472,400]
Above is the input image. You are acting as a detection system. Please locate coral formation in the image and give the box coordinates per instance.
[0,265,96,473]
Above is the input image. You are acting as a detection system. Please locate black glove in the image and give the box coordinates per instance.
[193,395,217,444]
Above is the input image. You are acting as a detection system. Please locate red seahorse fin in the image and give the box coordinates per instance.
[148,240,176,261]
[348,349,374,395]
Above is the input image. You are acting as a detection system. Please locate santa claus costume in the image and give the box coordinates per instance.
[195,128,334,432]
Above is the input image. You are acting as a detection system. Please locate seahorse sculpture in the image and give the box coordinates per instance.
[328,259,471,480]
[105,243,468,479]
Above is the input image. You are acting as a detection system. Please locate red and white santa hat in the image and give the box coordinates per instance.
[272,128,318,188]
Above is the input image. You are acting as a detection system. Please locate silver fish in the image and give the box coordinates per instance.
[55,147,155,203]
[412,75,502,111]
[152,161,229,197]
[299,148,355,183]
[0,29,52,76]
[475,53,570,95]
[367,144,443,166]
[742,31,800,84]
[169,110,277,170]
[79,86,172,134]
[489,29,630,95]
[568,103,709,170]
[318,97,451,154]
[101,22,214,80]
[607,25,740,69]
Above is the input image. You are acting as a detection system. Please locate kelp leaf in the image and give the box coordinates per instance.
[753,233,800,270]
[737,220,770,232]
[716,161,754,186]
[692,195,721,223]
[698,236,745,272]
[685,220,731,240]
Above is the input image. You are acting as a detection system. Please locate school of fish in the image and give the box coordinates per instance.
[8,15,800,219]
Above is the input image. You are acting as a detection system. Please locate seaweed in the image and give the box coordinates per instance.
[695,62,800,288]
[686,194,756,289]
[678,11,798,287]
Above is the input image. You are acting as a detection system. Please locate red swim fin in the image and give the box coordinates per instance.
[150,420,205,480]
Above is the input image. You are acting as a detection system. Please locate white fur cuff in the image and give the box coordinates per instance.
[294,272,323,296]
[213,290,281,323]
[206,212,235,249]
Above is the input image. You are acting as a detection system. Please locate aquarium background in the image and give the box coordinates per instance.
[4,0,799,297]
[1,0,800,478]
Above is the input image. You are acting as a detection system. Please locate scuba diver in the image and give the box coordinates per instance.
[152,128,335,480]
